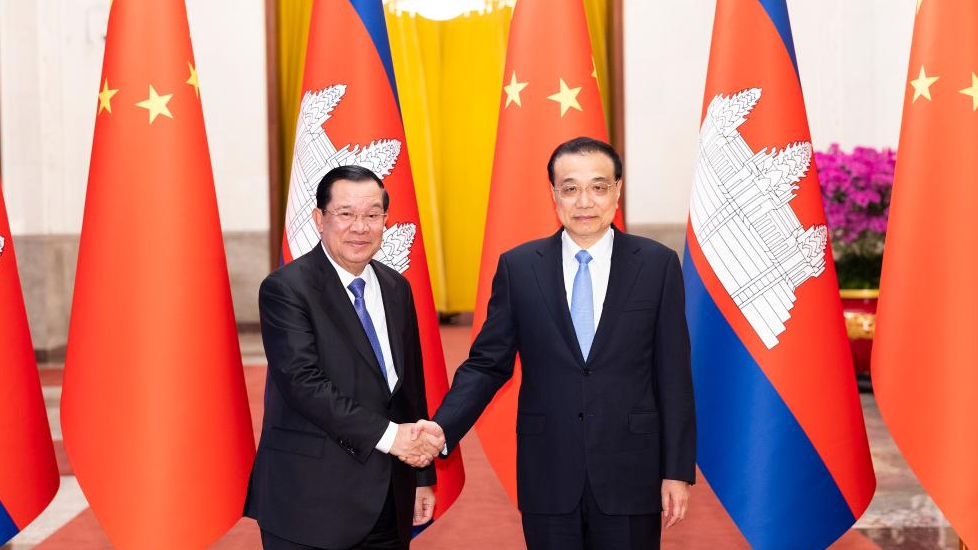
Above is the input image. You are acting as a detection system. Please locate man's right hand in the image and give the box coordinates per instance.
[390,423,443,467]
[411,420,446,455]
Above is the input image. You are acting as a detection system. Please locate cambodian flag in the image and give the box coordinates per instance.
[280,0,464,527]
[682,1,876,548]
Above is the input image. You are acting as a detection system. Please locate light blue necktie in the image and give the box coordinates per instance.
[348,277,388,382]
[571,250,595,359]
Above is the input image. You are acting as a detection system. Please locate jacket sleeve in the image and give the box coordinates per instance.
[653,251,697,483]
[433,254,519,453]
[259,274,389,464]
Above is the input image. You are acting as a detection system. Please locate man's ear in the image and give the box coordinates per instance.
[312,207,324,232]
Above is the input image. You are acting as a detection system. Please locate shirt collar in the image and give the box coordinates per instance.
[321,243,376,290]
[561,227,614,264]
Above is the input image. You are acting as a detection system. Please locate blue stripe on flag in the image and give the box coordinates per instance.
[348,0,400,108]
[0,500,19,545]
[683,248,855,550]
[757,0,798,74]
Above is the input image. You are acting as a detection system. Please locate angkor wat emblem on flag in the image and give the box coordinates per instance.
[283,84,416,273]
[689,88,827,349]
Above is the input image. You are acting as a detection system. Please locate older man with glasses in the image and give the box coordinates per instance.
[245,165,443,550]
[418,137,696,550]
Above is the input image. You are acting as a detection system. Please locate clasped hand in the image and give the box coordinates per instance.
[391,420,445,467]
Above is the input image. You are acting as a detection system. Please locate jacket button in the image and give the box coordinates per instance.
[583,368,592,376]
[578,412,584,420]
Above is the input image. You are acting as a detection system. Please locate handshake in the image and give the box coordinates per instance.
[391,419,445,468]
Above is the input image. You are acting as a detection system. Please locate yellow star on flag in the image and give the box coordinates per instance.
[547,78,582,117]
[960,72,978,111]
[503,71,528,108]
[98,79,119,115]
[136,85,174,123]
[186,62,200,99]
[910,65,939,102]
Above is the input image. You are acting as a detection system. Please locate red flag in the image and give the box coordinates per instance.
[872,0,978,546]
[60,1,255,548]
[0,183,60,544]
[280,0,464,518]
[472,0,622,506]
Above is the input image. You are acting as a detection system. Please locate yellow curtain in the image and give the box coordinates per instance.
[584,0,613,135]
[385,15,448,312]
[275,0,612,312]
[386,8,512,312]
[275,0,314,225]
[386,0,611,312]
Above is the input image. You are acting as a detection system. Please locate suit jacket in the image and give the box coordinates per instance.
[434,227,695,515]
[244,245,434,548]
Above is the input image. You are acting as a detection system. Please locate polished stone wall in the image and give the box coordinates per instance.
[18,224,686,357]
[16,231,268,359]
[629,223,687,259]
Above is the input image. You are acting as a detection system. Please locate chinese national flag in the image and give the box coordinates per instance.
[0,183,59,545]
[279,0,464,519]
[472,0,622,506]
[60,1,255,549]
[872,0,978,547]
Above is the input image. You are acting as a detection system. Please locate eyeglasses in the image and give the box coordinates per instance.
[322,208,387,226]
[553,181,618,200]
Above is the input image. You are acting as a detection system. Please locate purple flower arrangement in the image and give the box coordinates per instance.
[815,144,896,289]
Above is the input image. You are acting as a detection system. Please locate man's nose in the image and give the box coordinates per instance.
[350,216,370,231]
[576,192,594,208]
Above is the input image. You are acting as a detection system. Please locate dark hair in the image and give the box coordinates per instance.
[546,136,623,185]
[315,165,390,210]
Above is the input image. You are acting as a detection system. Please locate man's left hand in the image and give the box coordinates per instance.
[413,486,436,526]
[661,479,689,528]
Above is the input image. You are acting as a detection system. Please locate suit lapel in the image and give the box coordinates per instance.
[589,228,642,363]
[532,230,586,364]
[374,261,405,395]
[307,247,388,387]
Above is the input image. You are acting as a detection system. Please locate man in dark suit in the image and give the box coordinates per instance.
[418,137,696,549]
[245,165,444,550]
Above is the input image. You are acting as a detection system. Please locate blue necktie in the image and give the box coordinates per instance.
[571,250,595,359]
[348,277,388,382]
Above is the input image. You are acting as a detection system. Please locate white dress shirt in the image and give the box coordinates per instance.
[322,245,399,453]
[561,227,614,331]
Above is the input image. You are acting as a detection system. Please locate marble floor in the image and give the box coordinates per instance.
[855,391,961,550]
[3,329,967,550]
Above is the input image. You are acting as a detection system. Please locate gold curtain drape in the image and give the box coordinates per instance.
[583,0,613,136]
[272,0,612,312]
[274,0,313,239]
[385,8,513,312]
